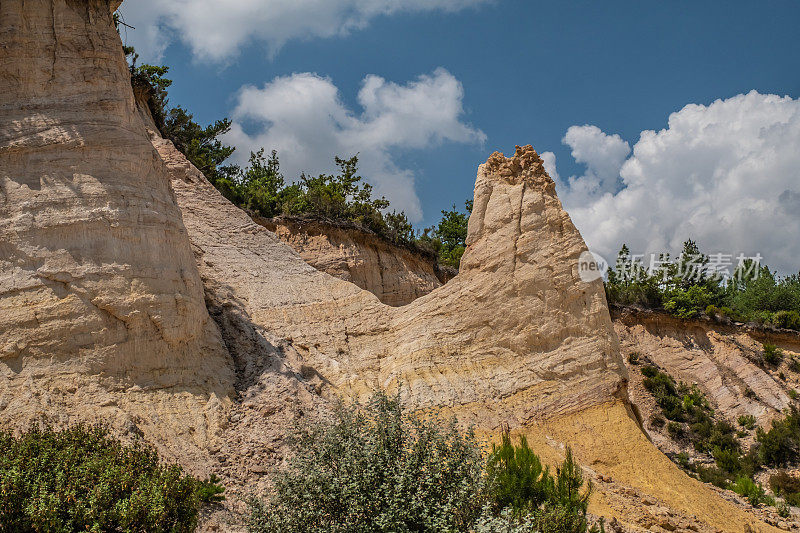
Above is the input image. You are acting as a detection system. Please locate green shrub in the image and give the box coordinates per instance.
[773,310,800,330]
[486,429,554,515]
[730,476,769,506]
[247,391,485,533]
[769,470,800,496]
[473,504,593,533]
[777,500,791,518]
[787,492,800,507]
[416,201,472,268]
[756,407,800,467]
[711,446,741,474]
[763,342,784,365]
[738,414,756,430]
[791,390,799,400]
[695,465,732,488]
[663,286,713,320]
[705,305,720,318]
[483,436,592,533]
[196,474,225,503]
[641,365,659,379]
[0,425,206,533]
[674,452,692,470]
[667,422,685,440]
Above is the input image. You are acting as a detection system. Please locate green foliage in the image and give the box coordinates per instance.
[769,470,800,497]
[763,342,784,365]
[162,107,235,187]
[777,500,791,517]
[773,310,800,330]
[384,211,415,245]
[738,414,756,430]
[640,366,744,477]
[247,390,485,533]
[196,474,226,504]
[666,422,685,440]
[416,201,472,268]
[483,432,592,533]
[649,414,666,429]
[486,429,554,515]
[756,407,800,467]
[730,476,770,506]
[605,240,800,328]
[663,285,713,319]
[0,425,209,533]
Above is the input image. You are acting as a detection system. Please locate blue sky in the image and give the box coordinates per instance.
[119,0,800,271]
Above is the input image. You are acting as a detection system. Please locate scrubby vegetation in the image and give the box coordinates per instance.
[247,391,597,533]
[483,429,593,533]
[642,365,741,476]
[639,362,800,511]
[606,240,800,330]
[0,425,223,533]
[123,38,472,269]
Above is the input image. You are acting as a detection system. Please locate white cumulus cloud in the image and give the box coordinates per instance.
[546,91,800,273]
[224,68,485,222]
[116,0,488,62]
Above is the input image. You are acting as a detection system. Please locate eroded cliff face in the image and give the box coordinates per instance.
[258,218,448,306]
[158,134,777,531]
[0,0,233,467]
[615,308,799,427]
[0,2,784,531]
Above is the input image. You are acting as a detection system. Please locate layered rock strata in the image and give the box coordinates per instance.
[0,2,783,530]
[0,0,233,467]
[258,217,448,306]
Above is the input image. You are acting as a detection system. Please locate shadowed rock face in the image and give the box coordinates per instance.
[0,0,233,466]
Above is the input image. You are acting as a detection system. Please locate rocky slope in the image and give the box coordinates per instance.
[0,0,233,469]
[257,217,450,306]
[614,307,799,428]
[0,2,783,531]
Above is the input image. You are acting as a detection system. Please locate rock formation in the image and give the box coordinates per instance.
[0,2,784,531]
[258,217,448,306]
[160,132,777,530]
[0,0,233,467]
[614,308,798,426]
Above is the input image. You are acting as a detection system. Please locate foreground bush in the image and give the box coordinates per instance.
[0,425,215,533]
[249,391,598,533]
[481,429,593,533]
[248,391,485,533]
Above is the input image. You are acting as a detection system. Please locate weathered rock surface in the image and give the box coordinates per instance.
[258,217,448,306]
[0,2,783,531]
[168,143,625,422]
[614,307,798,426]
[160,133,775,530]
[0,0,233,468]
